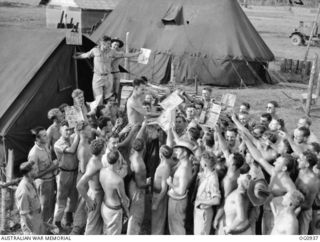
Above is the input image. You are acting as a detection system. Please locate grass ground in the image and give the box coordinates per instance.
[1,1,320,235]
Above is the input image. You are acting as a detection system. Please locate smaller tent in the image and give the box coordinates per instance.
[0,27,95,175]
[46,0,121,33]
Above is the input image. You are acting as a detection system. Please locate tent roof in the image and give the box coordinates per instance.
[48,0,120,10]
[0,28,66,119]
[91,0,274,62]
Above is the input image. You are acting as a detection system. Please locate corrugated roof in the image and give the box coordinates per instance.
[48,0,121,10]
[0,27,66,118]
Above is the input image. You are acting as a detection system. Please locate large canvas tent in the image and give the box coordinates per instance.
[91,0,275,86]
[0,28,95,175]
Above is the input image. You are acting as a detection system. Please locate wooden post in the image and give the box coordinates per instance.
[306,54,318,115]
[304,4,320,62]
[170,56,176,89]
[0,140,6,233]
[124,32,130,80]
[6,150,14,212]
[195,75,198,95]
[74,46,79,88]
[316,68,320,99]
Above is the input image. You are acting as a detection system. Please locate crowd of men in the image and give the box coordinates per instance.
[14,36,320,236]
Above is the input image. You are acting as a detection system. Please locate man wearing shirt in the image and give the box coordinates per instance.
[74,36,140,100]
[28,127,57,223]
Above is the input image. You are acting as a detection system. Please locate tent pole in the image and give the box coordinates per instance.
[74,46,79,88]
[306,54,318,116]
[304,4,320,62]
[0,137,7,233]
[125,32,130,80]
[231,61,247,88]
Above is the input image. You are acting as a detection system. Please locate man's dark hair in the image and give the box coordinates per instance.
[186,104,196,109]
[268,100,279,108]
[102,35,111,42]
[233,152,245,170]
[263,130,278,144]
[195,100,204,109]
[133,138,144,152]
[30,127,46,140]
[107,150,120,165]
[298,126,311,138]
[90,138,105,156]
[58,103,68,113]
[241,102,250,110]
[142,101,151,107]
[140,76,148,83]
[188,127,201,141]
[302,150,318,168]
[176,115,186,123]
[282,153,295,173]
[239,163,251,174]
[96,105,105,119]
[261,113,272,122]
[60,120,69,127]
[133,78,146,87]
[226,126,238,135]
[204,133,215,147]
[310,142,320,154]
[98,116,111,130]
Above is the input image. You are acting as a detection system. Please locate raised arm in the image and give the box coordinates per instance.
[215,124,230,161]
[64,134,80,154]
[243,133,274,176]
[278,130,304,155]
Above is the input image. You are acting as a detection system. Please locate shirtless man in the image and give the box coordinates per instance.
[223,174,253,235]
[127,137,151,234]
[100,150,130,235]
[213,124,246,234]
[101,134,128,178]
[194,152,221,235]
[296,116,319,143]
[279,128,310,155]
[151,145,173,235]
[243,133,296,234]
[76,139,105,235]
[166,140,194,235]
[71,121,93,234]
[266,101,280,120]
[126,78,159,126]
[271,190,305,235]
[295,150,320,234]
[47,108,63,159]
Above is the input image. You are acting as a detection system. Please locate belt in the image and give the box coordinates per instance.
[39,176,56,181]
[228,222,251,235]
[104,202,122,210]
[153,187,161,194]
[59,167,78,172]
[30,208,41,215]
[111,71,118,74]
[95,73,108,76]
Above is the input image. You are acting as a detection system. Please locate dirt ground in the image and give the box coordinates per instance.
[1,1,320,235]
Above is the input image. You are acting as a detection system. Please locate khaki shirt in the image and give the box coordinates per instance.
[15,177,41,215]
[195,170,221,206]
[81,47,125,75]
[54,136,78,170]
[28,143,53,179]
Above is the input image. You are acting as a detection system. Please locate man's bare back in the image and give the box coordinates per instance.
[78,140,92,174]
[100,168,123,207]
[295,171,320,209]
[153,162,171,192]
